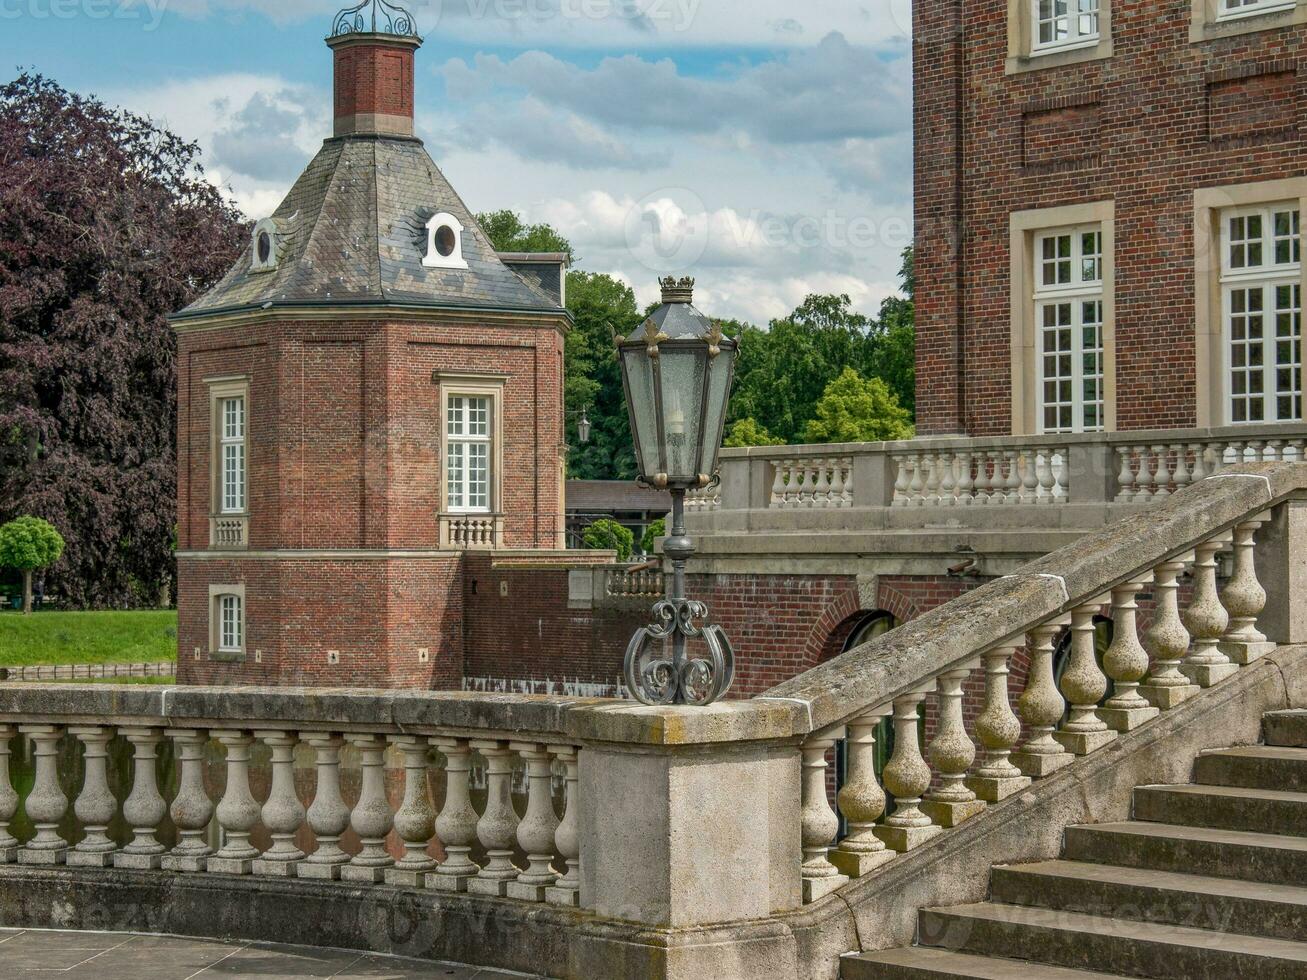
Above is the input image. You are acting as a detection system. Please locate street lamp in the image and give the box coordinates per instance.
[576,407,592,446]
[617,276,737,705]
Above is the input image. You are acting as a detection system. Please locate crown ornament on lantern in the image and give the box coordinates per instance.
[331,0,419,38]
[659,276,695,304]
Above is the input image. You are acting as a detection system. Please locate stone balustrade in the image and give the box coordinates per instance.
[603,566,664,599]
[440,513,504,549]
[707,423,1307,514]
[209,515,248,549]
[761,461,1306,903]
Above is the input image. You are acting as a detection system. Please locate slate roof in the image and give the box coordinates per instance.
[175,136,566,319]
[566,480,671,514]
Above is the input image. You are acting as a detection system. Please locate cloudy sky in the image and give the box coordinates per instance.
[2,0,914,323]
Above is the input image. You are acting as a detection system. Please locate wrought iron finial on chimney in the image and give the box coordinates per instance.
[659,276,695,304]
[331,0,419,38]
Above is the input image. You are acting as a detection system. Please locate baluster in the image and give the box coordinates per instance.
[1207,442,1228,474]
[991,452,1013,506]
[1171,443,1191,491]
[1228,440,1247,469]
[1220,517,1276,664]
[299,733,351,880]
[829,458,846,508]
[923,454,941,506]
[429,737,481,891]
[1018,449,1038,504]
[386,735,437,887]
[798,461,816,508]
[249,731,306,877]
[1139,558,1201,709]
[163,729,214,873]
[1132,447,1153,501]
[770,461,786,507]
[972,452,992,504]
[545,744,581,906]
[1181,537,1238,687]
[1013,623,1075,777]
[115,727,168,870]
[923,665,986,825]
[800,728,848,901]
[1190,443,1210,482]
[907,454,926,506]
[875,688,941,852]
[841,458,855,506]
[891,456,909,507]
[831,708,894,877]
[967,647,1033,800]
[938,452,958,505]
[1114,447,1135,503]
[1250,439,1268,463]
[1152,445,1172,497]
[1055,604,1118,754]
[507,742,560,901]
[19,726,68,864]
[812,460,831,508]
[468,740,519,896]
[68,726,118,867]
[1002,450,1022,504]
[1099,582,1161,732]
[1035,450,1055,504]
[956,451,974,505]
[342,733,394,883]
[0,726,18,863]
[207,730,260,874]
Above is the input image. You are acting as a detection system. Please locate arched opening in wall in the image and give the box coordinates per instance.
[834,610,901,833]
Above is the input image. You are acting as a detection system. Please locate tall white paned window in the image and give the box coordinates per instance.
[1218,0,1295,20]
[219,396,247,514]
[447,395,492,512]
[1033,0,1100,52]
[219,594,243,653]
[1222,204,1302,424]
[1035,226,1105,433]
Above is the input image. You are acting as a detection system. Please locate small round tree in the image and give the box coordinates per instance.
[582,518,634,562]
[0,516,65,615]
[641,518,666,556]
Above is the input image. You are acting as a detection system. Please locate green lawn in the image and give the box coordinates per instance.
[0,610,178,667]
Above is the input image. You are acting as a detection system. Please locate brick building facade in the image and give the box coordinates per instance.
[171,14,601,688]
[915,0,1307,437]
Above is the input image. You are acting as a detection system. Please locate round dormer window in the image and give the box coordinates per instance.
[257,231,273,264]
[423,212,469,271]
[435,224,456,258]
[251,218,279,273]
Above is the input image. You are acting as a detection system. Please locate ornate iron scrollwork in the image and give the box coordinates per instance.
[623,597,735,706]
[331,0,418,38]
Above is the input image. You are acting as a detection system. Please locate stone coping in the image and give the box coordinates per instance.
[719,422,1307,460]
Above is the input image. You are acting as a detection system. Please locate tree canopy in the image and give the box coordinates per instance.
[0,515,65,613]
[582,517,634,561]
[803,368,914,443]
[0,73,245,607]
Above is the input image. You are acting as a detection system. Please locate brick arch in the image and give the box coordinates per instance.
[876,581,922,626]
[801,588,863,667]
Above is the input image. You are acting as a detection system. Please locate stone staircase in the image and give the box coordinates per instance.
[843,709,1307,978]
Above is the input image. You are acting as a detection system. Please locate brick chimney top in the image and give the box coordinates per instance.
[327,0,422,138]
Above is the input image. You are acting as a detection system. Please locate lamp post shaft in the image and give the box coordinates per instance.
[667,489,690,686]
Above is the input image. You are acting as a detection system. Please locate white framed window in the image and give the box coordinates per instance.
[1035,226,1106,433]
[447,394,492,512]
[1032,0,1101,52]
[1217,0,1295,19]
[1220,203,1303,424]
[219,395,247,514]
[219,594,243,652]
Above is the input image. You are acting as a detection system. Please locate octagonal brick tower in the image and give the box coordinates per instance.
[170,1,571,688]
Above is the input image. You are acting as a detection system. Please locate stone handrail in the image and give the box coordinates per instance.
[759,461,1307,901]
[708,423,1307,512]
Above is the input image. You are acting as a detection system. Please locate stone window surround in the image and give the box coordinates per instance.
[1007,0,1113,74]
[1190,0,1307,43]
[1009,200,1118,436]
[1194,178,1307,426]
[435,371,506,518]
[208,583,246,662]
[207,375,250,549]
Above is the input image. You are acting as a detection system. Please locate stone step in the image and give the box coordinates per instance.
[917,901,1307,978]
[990,859,1307,942]
[1134,782,1307,836]
[1195,746,1307,792]
[1064,821,1307,886]
[841,946,1127,979]
[1264,710,1307,748]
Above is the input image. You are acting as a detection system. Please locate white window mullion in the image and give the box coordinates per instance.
[1035,225,1105,434]
[446,394,493,514]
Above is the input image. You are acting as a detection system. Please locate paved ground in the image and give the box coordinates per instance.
[0,929,536,978]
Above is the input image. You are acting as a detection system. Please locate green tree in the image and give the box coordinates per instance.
[640,517,666,556]
[582,518,634,561]
[803,368,914,444]
[723,418,784,448]
[0,516,65,614]
[866,246,916,413]
[475,209,574,259]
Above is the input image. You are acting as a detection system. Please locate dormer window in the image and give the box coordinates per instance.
[251,218,280,273]
[423,212,468,270]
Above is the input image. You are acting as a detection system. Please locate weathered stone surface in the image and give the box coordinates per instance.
[1133,783,1307,837]
[1264,709,1307,747]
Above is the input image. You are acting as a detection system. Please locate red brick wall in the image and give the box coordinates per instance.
[914,2,1307,435]
[333,41,415,122]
